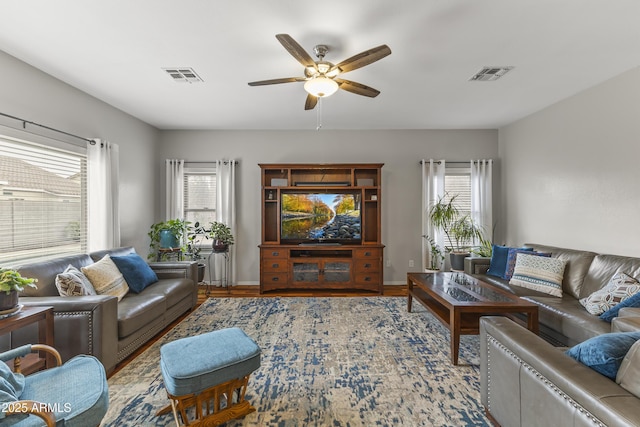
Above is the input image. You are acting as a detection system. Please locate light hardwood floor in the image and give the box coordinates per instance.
[109,285,407,377]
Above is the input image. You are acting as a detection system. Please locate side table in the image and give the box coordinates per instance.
[0,305,55,374]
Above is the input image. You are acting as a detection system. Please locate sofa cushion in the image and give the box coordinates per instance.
[143,278,194,307]
[0,360,24,403]
[82,255,129,301]
[524,244,597,299]
[601,293,640,322]
[510,253,566,297]
[580,272,640,315]
[89,246,135,262]
[17,254,94,297]
[111,253,158,293]
[565,331,640,380]
[55,265,97,296]
[616,339,640,397]
[117,293,166,338]
[580,254,640,299]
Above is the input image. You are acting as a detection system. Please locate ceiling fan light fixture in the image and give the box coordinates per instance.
[304,76,339,98]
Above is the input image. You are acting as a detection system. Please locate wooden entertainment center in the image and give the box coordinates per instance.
[259,163,384,294]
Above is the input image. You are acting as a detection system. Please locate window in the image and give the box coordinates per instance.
[0,132,87,265]
[183,166,216,246]
[443,166,471,248]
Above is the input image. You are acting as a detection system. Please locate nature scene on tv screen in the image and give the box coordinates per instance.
[281,193,361,241]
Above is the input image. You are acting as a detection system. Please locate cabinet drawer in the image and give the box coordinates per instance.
[263,259,287,272]
[354,248,382,259]
[262,273,288,285]
[261,248,288,259]
[355,272,380,285]
[354,259,380,273]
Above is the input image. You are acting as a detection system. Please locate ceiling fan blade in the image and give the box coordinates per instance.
[276,34,317,69]
[335,78,380,97]
[248,77,305,86]
[331,45,391,74]
[304,94,318,110]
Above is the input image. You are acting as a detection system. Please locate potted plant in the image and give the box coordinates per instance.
[0,268,37,311]
[186,221,208,282]
[422,235,444,272]
[429,194,483,271]
[148,218,189,260]
[208,221,234,253]
[471,233,493,258]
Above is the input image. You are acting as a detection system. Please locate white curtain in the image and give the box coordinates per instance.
[165,159,184,220]
[215,159,237,285]
[87,139,120,251]
[421,159,446,270]
[471,159,493,241]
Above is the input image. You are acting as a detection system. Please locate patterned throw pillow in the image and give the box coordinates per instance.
[55,265,97,297]
[509,253,566,297]
[81,254,129,301]
[503,249,550,280]
[580,272,640,315]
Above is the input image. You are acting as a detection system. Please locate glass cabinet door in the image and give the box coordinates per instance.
[323,261,351,283]
[291,261,320,284]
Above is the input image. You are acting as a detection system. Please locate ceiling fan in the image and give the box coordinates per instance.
[248,34,391,110]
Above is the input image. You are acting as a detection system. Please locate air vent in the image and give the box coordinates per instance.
[469,66,514,82]
[162,67,204,83]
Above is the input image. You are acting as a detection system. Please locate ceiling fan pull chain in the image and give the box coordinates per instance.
[316,97,322,130]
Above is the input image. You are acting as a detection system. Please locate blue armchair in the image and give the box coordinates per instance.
[0,344,108,426]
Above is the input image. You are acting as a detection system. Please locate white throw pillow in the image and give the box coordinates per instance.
[580,272,640,315]
[55,264,96,296]
[81,254,129,301]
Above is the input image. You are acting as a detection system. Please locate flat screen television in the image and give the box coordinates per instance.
[280,191,361,244]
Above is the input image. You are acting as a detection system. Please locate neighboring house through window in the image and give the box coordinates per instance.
[0,132,87,265]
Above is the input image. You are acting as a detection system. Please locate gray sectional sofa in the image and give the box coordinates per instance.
[466,243,640,426]
[9,247,198,374]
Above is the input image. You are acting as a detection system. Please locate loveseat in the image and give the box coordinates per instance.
[465,243,640,346]
[7,247,198,374]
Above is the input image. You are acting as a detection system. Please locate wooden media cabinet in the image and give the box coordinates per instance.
[259,163,384,293]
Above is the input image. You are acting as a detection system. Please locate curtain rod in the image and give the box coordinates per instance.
[183,160,239,165]
[0,112,96,144]
[419,160,491,165]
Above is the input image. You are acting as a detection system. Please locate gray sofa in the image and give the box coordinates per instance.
[9,247,198,374]
[466,243,640,426]
[480,316,640,427]
[465,243,640,346]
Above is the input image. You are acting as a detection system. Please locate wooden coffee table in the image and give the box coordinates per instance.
[407,272,538,365]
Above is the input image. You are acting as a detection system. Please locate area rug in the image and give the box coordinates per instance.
[103,297,490,426]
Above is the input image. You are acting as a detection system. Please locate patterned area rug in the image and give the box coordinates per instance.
[103,297,490,426]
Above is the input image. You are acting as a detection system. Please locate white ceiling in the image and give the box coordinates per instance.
[1,0,639,130]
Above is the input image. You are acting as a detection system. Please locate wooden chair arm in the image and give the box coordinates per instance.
[12,345,61,374]
[4,400,56,427]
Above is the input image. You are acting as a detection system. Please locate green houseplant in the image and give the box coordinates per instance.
[429,194,483,271]
[422,235,444,271]
[0,268,37,311]
[186,221,208,282]
[148,218,189,260]
[208,221,234,253]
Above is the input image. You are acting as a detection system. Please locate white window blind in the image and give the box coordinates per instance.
[183,166,216,246]
[0,133,87,266]
[443,167,472,248]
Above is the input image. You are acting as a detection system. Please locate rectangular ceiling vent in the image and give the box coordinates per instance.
[469,66,514,82]
[163,67,203,83]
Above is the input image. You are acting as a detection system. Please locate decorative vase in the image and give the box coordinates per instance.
[212,240,229,253]
[159,230,179,249]
[0,290,19,311]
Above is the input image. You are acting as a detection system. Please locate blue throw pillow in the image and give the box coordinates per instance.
[600,292,640,322]
[565,331,640,380]
[486,245,510,278]
[111,253,158,293]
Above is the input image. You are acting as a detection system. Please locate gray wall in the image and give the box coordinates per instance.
[0,50,159,254]
[158,129,499,284]
[498,66,640,257]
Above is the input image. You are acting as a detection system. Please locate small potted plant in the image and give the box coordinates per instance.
[148,218,189,260]
[422,235,444,272]
[0,268,37,311]
[429,194,483,271]
[208,221,234,253]
[186,221,208,282]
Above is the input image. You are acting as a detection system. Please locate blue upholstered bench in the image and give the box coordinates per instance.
[157,327,261,426]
